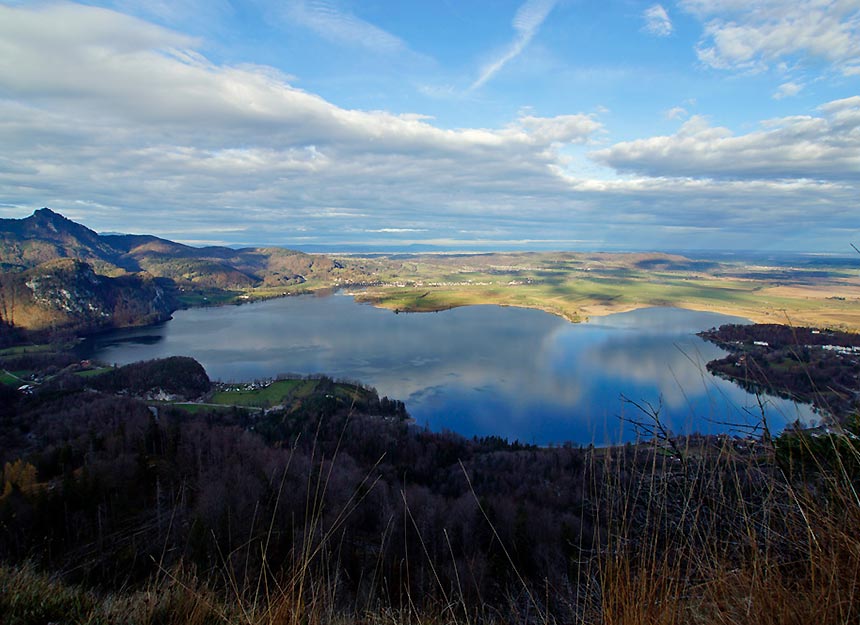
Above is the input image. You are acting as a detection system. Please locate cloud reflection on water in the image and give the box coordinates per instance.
[82,295,814,444]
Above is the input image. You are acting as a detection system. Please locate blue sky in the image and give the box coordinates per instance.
[0,1,858,252]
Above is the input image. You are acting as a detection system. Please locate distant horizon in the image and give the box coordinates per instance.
[0,2,857,253]
[273,243,860,259]
[6,205,858,259]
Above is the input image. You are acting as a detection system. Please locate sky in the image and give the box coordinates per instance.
[0,0,858,252]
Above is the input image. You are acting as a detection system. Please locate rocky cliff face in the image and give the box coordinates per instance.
[0,259,174,332]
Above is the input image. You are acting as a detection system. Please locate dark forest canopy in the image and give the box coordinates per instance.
[700,324,860,421]
[1,212,859,621]
[2,350,859,623]
[699,323,860,349]
[88,356,211,400]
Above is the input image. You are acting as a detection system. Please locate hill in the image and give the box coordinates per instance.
[2,208,858,334]
[0,259,174,332]
[0,209,360,333]
[0,208,343,290]
[0,208,133,275]
[87,356,211,400]
[1,349,858,624]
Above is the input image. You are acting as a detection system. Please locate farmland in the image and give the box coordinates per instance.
[347,251,860,330]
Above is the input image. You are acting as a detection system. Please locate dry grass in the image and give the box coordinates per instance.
[0,561,226,625]
[577,430,860,625]
[2,428,859,624]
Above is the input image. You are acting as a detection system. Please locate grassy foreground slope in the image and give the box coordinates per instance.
[349,252,860,330]
[3,424,859,625]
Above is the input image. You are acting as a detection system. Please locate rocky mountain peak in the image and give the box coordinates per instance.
[33,207,63,220]
[27,207,96,238]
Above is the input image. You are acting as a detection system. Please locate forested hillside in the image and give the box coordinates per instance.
[2,349,859,623]
[700,324,860,420]
[0,259,174,333]
[0,208,361,332]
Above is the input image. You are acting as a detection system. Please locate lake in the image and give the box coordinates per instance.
[79,294,815,444]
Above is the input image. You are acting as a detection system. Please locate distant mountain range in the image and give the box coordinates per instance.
[0,208,347,333]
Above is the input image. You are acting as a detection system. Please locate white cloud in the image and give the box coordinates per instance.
[665,106,688,120]
[0,4,599,154]
[679,0,860,75]
[643,4,673,37]
[515,114,603,144]
[0,3,604,240]
[0,2,856,252]
[471,0,558,89]
[591,96,860,181]
[773,81,804,99]
[112,0,234,27]
[364,228,428,233]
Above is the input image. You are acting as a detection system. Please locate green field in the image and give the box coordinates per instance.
[209,378,376,409]
[347,252,860,330]
[144,251,860,332]
[176,289,241,307]
[0,371,23,386]
[0,370,37,388]
[169,402,244,415]
[210,379,311,407]
[0,344,61,357]
[73,367,113,378]
[2,366,109,386]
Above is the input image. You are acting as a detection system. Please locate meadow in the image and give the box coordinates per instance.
[341,252,860,330]
[208,377,378,410]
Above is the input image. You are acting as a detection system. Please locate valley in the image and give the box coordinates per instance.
[350,251,860,329]
[1,209,859,624]
[2,209,859,337]
[4,3,859,620]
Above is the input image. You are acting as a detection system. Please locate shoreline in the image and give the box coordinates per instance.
[354,289,859,331]
[357,294,755,327]
[62,284,859,357]
[155,283,860,332]
[14,290,823,451]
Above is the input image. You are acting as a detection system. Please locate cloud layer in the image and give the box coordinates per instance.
[643,4,673,37]
[0,4,600,241]
[0,2,857,252]
[592,97,860,181]
[280,0,408,54]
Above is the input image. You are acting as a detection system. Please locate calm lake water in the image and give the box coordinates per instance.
[79,294,815,444]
